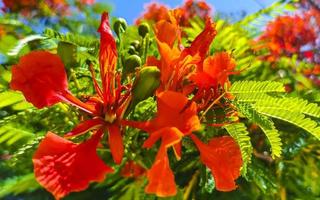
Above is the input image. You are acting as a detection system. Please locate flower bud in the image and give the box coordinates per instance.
[113,18,127,37]
[130,40,140,50]
[132,66,160,104]
[128,46,137,55]
[124,55,141,74]
[138,23,150,38]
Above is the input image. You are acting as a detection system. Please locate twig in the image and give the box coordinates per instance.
[183,170,200,200]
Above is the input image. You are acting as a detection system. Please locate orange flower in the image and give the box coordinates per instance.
[190,52,236,90]
[123,91,201,196]
[136,0,212,27]
[257,15,316,62]
[147,16,216,92]
[179,0,212,27]
[190,134,243,191]
[135,2,170,24]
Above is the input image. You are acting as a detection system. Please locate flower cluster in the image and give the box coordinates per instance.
[10,10,242,200]
[136,0,212,26]
[1,0,95,16]
[2,0,68,16]
[256,15,317,62]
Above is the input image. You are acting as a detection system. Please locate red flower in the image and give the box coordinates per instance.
[179,0,212,27]
[2,0,38,13]
[123,91,201,196]
[33,131,113,200]
[257,15,316,62]
[135,2,170,25]
[2,0,69,16]
[190,134,243,191]
[135,0,212,27]
[10,12,131,199]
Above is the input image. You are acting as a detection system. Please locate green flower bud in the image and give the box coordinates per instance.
[128,46,137,55]
[124,66,160,116]
[132,66,160,103]
[124,55,141,74]
[113,18,127,37]
[130,40,140,50]
[138,23,150,38]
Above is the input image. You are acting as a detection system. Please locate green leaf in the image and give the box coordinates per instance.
[256,106,320,140]
[0,174,40,198]
[224,122,253,175]
[235,102,282,158]
[0,91,25,109]
[229,81,285,103]
[0,124,34,146]
[255,96,320,119]
[43,28,99,49]
[229,81,285,94]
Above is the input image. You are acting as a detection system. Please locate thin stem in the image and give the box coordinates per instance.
[200,92,226,121]
[59,91,96,115]
[70,69,81,90]
[183,170,200,200]
[143,34,149,64]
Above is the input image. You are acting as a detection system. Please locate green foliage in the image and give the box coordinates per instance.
[235,102,282,158]
[0,124,34,147]
[255,96,320,118]
[245,159,278,194]
[257,106,320,140]
[224,123,253,174]
[0,174,40,198]
[8,35,45,56]
[43,28,99,49]
[229,81,285,95]
[0,91,33,111]
[1,0,320,199]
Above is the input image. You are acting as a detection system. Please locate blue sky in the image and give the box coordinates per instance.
[106,0,278,24]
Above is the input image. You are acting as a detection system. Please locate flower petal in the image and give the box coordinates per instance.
[203,52,236,86]
[145,146,177,197]
[182,18,216,64]
[143,127,183,149]
[98,12,117,97]
[107,124,124,164]
[190,134,242,191]
[33,131,113,200]
[155,20,179,48]
[10,51,68,108]
[155,91,201,134]
[121,161,145,178]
